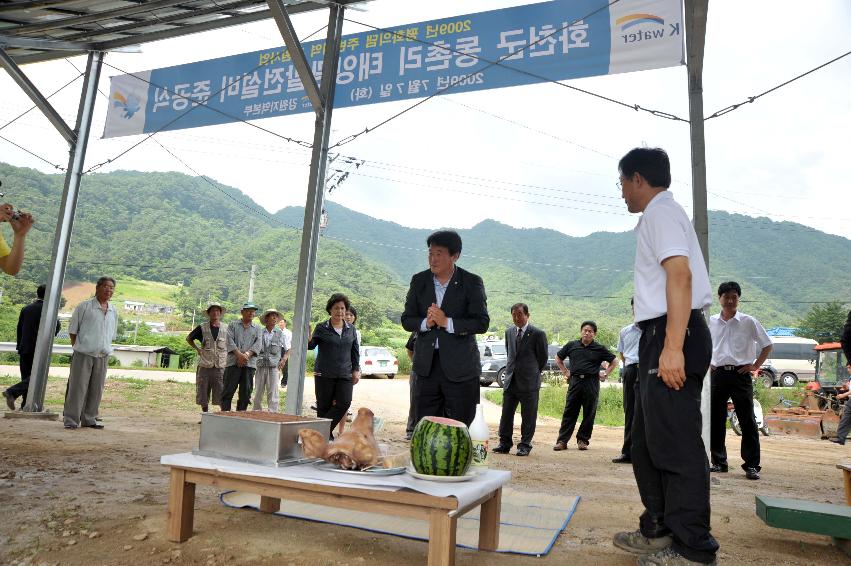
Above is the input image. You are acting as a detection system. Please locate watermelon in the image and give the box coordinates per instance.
[410,416,472,476]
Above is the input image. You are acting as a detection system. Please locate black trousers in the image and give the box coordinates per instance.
[7,351,34,405]
[498,381,539,449]
[221,365,255,411]
[415,350,479,427]
[406,370,418,436]
[621,363,639,457]
[633,310,718,564]
[280,359,289,387]
[314,375,353,436]
[710,367,760,471]
[556,376,599,444]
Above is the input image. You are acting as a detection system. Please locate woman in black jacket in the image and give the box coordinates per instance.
[308,293,360,437]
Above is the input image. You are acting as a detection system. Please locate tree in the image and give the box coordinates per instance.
[797,302,847,343]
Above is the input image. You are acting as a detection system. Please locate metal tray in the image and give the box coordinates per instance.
[193,411,331,467]
[313,461,407,476]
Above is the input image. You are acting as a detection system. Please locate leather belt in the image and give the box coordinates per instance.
[572,373,596,379]
[718,364,747,371]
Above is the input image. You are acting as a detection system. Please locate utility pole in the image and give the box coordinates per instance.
[247,264,257,302]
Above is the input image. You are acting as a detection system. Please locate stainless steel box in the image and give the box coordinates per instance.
[194,411,331,466]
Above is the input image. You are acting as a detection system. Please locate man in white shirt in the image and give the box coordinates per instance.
[709,282,772,480]
[63,277,118,430]
[612,148,718,566]
[613,298,642,464]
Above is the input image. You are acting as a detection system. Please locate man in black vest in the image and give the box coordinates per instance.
[3,284,60,410]
[493,303,548,456]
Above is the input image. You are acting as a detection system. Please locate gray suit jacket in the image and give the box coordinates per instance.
[503,324,548,393]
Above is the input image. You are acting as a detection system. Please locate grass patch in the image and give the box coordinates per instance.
[485,382,810,428]
[485,385,628,426]
[111,277,179,305]
[0,374,287,415]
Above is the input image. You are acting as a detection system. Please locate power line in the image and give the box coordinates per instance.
[0,133,65,170]
[705,48,851,120]
[0,72,82,133]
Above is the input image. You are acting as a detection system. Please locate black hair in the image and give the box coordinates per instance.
[580,320,598,333]
[618,147,671,189]
[36,284,46,299]
[347,305,358,322]
[95,276,116,288]
[717,281,742,297]
[326,293,351,314]
[426,230,462,256]
[510,303,529,315]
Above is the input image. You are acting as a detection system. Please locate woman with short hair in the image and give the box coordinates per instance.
[308,293,360,437]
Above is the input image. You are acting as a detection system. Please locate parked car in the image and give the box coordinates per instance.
[478,340,507,387]
[359,346,398,379]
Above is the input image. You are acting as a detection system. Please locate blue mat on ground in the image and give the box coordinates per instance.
[221,487,579,556]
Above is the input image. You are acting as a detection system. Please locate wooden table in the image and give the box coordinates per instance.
[839,462,851,506]
[165,464,502,566]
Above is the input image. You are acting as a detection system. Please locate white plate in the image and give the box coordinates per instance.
[312,461,407,476]
[406,467,475,482]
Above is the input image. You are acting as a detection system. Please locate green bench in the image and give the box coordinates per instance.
[755,495,851,556]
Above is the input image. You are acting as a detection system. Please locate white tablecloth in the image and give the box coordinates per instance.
[161,452,510,513]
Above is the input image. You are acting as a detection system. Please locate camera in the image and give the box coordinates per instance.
[0,181,21,221]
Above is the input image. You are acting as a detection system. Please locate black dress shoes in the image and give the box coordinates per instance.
[709,464,728,473]
[492,445,511,454]
[829,437,846,445]
[745,467,760,480]
[612,454,632,464]
[516,446,531,456]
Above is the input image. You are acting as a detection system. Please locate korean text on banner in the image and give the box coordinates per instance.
[103,0,683,138]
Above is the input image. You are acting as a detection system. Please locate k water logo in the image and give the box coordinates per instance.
[616,13,680,44]
[112,91,141,119]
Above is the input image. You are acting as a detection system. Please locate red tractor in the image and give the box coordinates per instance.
[764,343,847,439]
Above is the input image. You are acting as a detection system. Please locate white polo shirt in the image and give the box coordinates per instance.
[633,191,712,322]
[709,311,772,366]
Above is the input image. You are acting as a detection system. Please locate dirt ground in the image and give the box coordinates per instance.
[1,374,849,566]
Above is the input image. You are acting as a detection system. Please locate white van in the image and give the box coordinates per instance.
[763,337,818,387]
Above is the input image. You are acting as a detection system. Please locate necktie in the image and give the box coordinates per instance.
[516,328,523,348]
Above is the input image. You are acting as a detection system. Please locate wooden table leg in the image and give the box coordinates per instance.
[843,469,851,506]
[428,509,457,566]
[166,468,196,542]
[478,487,501,551]
[260,495,281,514]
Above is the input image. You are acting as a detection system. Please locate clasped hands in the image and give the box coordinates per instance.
[235,350,252,367]
[425,303,448,329]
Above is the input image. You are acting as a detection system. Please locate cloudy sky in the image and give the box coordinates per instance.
[2,0,850,241]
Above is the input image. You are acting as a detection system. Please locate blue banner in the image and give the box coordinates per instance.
[104,0,683,138]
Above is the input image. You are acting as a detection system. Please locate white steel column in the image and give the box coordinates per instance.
[267,1,345,415]
[24,51,104,412]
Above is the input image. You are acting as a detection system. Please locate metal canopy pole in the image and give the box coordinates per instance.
[684,0,711,454]
[267,1,345,415]
[23,50,104,413]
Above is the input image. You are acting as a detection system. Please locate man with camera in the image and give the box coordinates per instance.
[0,201,34,275]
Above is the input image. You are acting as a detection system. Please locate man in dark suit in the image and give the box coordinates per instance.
[493,303,548,456]
[3,284,60,410]
[841,309,851,364]
[401,230,489,426]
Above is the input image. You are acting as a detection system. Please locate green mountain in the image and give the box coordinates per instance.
[1,162,847,343]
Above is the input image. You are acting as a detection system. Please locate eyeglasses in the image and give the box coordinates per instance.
[616,180,623,190]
